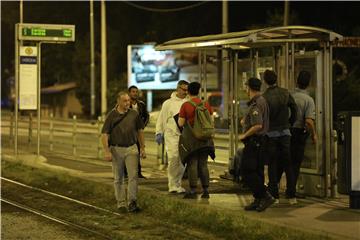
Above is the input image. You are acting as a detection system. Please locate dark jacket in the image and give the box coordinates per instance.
[263,85,297,131]
[132,100,149,126]
[179,123,215,164]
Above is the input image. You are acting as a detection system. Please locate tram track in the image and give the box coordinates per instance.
[1,198,112,240]
[1,176,221,240]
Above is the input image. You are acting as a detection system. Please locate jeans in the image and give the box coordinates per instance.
[290,128,309,187]
[267,135,295,198]
[187,151,209,190]
[110,144,138,206]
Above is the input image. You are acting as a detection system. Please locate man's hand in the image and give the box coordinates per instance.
[311,134,318,144]
[239,133,246,141]
[240,118,245,127]
[140,147,146,159]
[104,150,112,162]
[155,133,164,145]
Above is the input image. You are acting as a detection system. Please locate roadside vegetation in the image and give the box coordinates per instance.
[2,160,332,240]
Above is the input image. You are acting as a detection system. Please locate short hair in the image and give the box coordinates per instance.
[297,70,311,89]
[117,91,129,100]
[263,70,277,85]
[188,82,201,95]
[177,80,189,87]
[246,77,262,91]
[128,85,138,92]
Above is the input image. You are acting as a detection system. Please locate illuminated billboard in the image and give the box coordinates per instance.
[127,45,218,90]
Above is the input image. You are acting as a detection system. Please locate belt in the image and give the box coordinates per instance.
[110,143,135,148]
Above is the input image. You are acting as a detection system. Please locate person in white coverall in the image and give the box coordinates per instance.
[155,80,189,193]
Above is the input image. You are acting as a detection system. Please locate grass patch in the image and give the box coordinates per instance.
[2,160,332,240]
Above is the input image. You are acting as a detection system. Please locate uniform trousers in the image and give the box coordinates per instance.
[241,136,266,199]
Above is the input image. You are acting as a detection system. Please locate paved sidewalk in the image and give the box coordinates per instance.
[2,148,360,240]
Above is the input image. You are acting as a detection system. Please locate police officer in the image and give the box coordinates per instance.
[240,77,275,212]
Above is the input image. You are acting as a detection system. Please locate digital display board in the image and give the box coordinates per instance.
[18,23,75,42]
[127,45,219,90]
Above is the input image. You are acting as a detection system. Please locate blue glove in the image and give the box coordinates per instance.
[155,133,164,145]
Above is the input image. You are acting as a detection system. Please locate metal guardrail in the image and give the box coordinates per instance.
[1,111,231,164]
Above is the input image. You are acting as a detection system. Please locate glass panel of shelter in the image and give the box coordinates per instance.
[234,47,324,174]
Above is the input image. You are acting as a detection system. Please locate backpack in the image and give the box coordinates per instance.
[188,100,214,140]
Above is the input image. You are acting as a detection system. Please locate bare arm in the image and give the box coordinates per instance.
[137,129,146,158]
[178,117,186,127]
[305,118,317,144]
[239,124,262,141]
[101,134,112,161]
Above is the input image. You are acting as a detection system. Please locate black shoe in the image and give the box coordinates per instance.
[244,198,261,211]
[138,173,146,179]
[256,193,275,212]
[117,206,128,213]
[201,192,210,199]
[128,201,141,213]
[183,192,197,199]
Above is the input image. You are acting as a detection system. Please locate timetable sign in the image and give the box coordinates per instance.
[18,23,75,42]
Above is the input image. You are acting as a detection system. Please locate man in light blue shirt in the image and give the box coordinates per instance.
[290,71,317,199]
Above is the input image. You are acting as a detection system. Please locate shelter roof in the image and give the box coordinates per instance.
[41,82,76,94]
[155,25,343,51]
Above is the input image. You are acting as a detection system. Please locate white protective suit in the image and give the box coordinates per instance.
[156,92,187,192]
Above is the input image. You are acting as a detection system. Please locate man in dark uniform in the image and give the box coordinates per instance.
[240,77,275,212]
[128,85,149,178]
[262,70,297,204]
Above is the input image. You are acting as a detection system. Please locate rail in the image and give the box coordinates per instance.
[1,112,232,165]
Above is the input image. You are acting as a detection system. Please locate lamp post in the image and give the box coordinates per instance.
[101,0,107,117]
[90,0,95,118]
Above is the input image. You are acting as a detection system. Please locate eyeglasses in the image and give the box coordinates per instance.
[179,87,188,92]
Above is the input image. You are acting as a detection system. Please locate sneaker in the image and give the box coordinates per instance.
[256,193,275,212]
[274,198,280,204]
[177,187,186,194]
[244,198,261,211]
[138,173,146,179]
[169,187,186,194]
[201,191,210,199]
[128,201,141,213]
[117,202,127,213]
[183,191,197,199]
[288,197,297,205]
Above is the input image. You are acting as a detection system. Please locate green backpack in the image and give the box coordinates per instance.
[188,100,215,140]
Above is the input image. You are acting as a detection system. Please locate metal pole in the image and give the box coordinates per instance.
[290,42,295,90]
[28,113,33,144]
[90,0,96,118]
[203,51,207,99]
[283,0,290,26]
[72,115,77,156]
[323,43,331,197]
[97,116,103,159]
[222,0,229,119]
[198,51,202,85]
[49,113,53,151]
[329,45,337,198]
[234,52,239,150]
[20,0,23,23]
[15,24,19,156]
[228,52,234,171]
[284,43,289,88]
[101,0,107,117]
[37,42,42,157]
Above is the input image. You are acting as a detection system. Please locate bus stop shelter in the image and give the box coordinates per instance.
[156,25,344,198]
